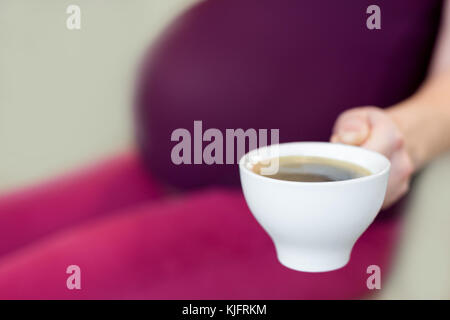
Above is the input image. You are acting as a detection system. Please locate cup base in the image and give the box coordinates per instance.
[275,246,351,273]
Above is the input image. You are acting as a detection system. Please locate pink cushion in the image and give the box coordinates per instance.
[0,154,401,299]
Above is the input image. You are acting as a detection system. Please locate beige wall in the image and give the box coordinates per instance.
[0,0,197,192]
[377,153,450,299]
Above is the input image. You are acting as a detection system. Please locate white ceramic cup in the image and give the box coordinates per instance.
[239,142,390,272]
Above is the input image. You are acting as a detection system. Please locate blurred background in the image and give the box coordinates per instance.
[0,0,449,299]
[0,0,196,193]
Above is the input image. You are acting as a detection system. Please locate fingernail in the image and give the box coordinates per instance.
[339,131,362,144]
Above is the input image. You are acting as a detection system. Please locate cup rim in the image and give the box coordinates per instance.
[239,141,391,186]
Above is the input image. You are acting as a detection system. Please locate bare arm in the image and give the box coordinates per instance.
[389,0,450,169]
[389,0,450,170]
[332,0,450,208]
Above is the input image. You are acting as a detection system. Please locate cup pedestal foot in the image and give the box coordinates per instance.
[275,245,352,272]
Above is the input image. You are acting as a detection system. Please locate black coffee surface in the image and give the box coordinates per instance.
[252,156,371,182]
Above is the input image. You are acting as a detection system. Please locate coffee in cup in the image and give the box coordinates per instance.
[251,155,371,182]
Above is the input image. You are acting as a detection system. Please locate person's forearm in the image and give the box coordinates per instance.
[387,71,450,170]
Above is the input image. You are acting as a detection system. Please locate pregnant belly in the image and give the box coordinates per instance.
[135,0,436,189]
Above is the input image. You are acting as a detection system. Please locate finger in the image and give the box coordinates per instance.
[383,181,409,209]
[361,111,403,157]
[382,150,413,208]
[332,109,371,145]
[386,150,410,189]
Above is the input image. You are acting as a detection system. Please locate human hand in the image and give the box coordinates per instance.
[330,106,414,209]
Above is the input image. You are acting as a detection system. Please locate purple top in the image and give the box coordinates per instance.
[136,0,442,189]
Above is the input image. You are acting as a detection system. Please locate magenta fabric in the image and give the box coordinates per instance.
[0,154,401,299]
[0,153,164,258]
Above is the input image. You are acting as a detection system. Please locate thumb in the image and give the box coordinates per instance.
[331,110,370,146]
